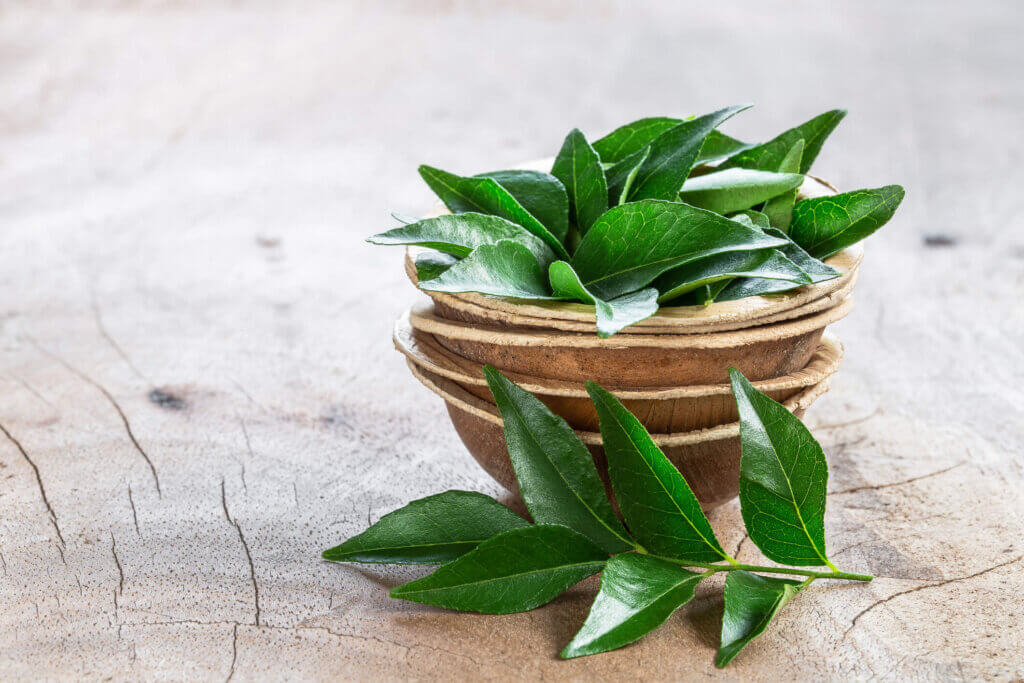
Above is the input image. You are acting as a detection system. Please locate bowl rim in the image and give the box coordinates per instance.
[407,295,853,350]
[407,359,831,446]
[395,312,844,399]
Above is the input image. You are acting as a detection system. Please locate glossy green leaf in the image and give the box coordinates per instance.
[592,116,680,164]
[678,168,805,215]
[628,105,751,201]
[655,249,811,304]
[561,553,705,659]
[549,261,658,337]
[322,490,528,564]
[717,571,805,667]
[761,140,805,231]
[729,368,831,567]
[789,185,905,258]
[483,367,635,553]
[719,109,846,173]
[477,169,569,243]
[412,250,458,282]
[716,227,839,301]
[368,212,557,266]
[571,200,787,300]
[389,524,607,614]
[551,129,608,236]
[586,382,729,563]
[604,146,650,207]
[418,165,570,259]
[696,130,755,164]
[730,210,771,230]
[419,240,556,300]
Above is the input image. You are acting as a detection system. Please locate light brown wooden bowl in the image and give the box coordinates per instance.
[406,360,831,511]
[394,312,843,433]
[406,295,852,387]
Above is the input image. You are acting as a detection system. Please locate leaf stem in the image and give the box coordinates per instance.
[653,556,873,582]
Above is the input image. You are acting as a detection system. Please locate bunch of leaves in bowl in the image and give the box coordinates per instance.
[370,106,904,336]
[323,368,873,667]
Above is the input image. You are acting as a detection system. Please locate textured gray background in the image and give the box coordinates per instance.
[1,1,1022,680]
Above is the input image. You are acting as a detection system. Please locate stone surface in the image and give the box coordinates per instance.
[1,1,1022,680]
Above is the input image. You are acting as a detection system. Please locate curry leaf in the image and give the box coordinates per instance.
[604,146,650,207]
[413,250,458,282]
[592,116,680,163]
[418,165,570,259]
[655,249,811,304]
[719,109,846,173]
[789,185,906,258]
[551,129,609,236]
[761,140,805,231]
[717,572,807,667]
[716,227,839,301]
[322,490,528,564]
[483,367,635,553]
[678,168,805,215]
[549,261,658,337]
[477,169,570,243]
[571,200,787,300]
[586,382,730,563]
[389,524,607,614]
[368,213,557,266]
[729,368,831,568]
[561,553,705,659]
[418,240,556,300]
[628,104,751,201]
[697,130,755,164]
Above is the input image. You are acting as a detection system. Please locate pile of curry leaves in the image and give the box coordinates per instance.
[370,107,904,337]
[323,368,873,666]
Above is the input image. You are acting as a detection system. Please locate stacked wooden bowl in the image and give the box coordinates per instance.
[396,248,860,511]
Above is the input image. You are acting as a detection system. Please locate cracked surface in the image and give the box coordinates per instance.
[0,1,1022,680]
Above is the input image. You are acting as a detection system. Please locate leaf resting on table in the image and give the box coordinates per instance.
[717,571,805,667]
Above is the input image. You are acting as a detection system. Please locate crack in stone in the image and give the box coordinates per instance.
[0,421,65,547]
[111,532,125,594]
[91,295,149,384]
[830,462,965,496]
[220,479,261,626]
[127,484,141,536]
[226,623,239,683]
[844,554,1023,638]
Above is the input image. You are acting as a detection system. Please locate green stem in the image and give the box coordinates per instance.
[654,556,873,582]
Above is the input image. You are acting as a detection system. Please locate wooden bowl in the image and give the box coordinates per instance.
[406,295,853,387]
[394,312,843,433]
[406,361,831,511]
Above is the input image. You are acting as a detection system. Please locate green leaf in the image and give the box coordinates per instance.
[418,165,570,259]
[477,170,570,243]
[717,571,806,667]
[413,250,458,282]
[678,168,805,215]
[729,210,771,230]
[483,367,634,553]
[719,109,846,173]
[628,104,751,201]
[561,553,705,659]
[389,524,607,614]
[571,200,787,300]
[655,249,811,304]
[586,382,729,563]
[551,129,609,236]
[716,227,839,301]
[419,240,556,300]
[368,213,557,266]
[390,211,419,224]
[728,368,831,567]
[604,146,650,207]
[761,140,805,232]
[789,185,905,259]
[549,261,658,338]
[696,130,755,164]
[322,490,529,564]
[592,117,680,164]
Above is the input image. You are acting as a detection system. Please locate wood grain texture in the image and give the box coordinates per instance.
[0,1,1021,680]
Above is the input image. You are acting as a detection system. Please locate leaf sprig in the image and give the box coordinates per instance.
[369,107,905,336]
[323,369,873,667]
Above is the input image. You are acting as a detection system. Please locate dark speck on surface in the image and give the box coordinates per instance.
[923,234,957,248]
[149,388,187,410]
